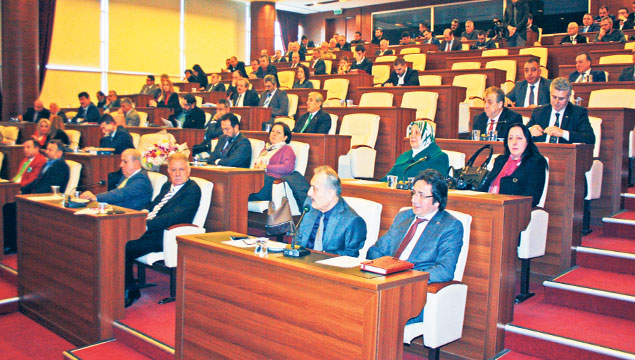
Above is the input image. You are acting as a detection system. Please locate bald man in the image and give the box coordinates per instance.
[20,99,51,123]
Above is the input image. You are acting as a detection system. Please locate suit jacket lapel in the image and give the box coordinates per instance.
[321,200,344,250]
[410,212,443,256]
[561,103,573,131]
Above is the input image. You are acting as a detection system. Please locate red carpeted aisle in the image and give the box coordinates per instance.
[65,339,152,359]
[0,312,74,359]
[0,278,17,299]
[582,236,635,254]
[553,267,635,296]
[1,254,18,271]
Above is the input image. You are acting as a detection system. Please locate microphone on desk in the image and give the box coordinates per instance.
[283,205,311,258]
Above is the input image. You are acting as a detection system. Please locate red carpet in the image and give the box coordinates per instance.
[65,339,151,359]
[553,267,635,296]
[582,236,635,254]
[0,312,74,359]
[612,210,635,221]
[496,350,544,360]
[1,254,18,271]
[0,278,17,300]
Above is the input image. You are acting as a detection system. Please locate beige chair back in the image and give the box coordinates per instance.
[371,64,391,85]
[359,92,394,107]
[418,75,442,86]
[482,49,508,57]
[287,94,299,117]
[1,126,20,145]
[309,79,321,89]
[598,54,632,64]
[328,113,338,135]
[65,160,82,195]
[400,47,420,54]
[519,47,548,68]
[248,138,266,168]
[65,129,81,149]
[588,89,635,108]
[451,61,481,70]
[138,111,149,127]
[401,91,439,121]
[339,113,381,148]
[130,132,141,149]
[375,55,397,63]
[274,117,295,130]
[323,59,333,74]
[625,42,635,50]
[453,74,487,106]
[277,70,295,89]
[588,117,602,158]
[403,53,427,71]
[323,78,349,100]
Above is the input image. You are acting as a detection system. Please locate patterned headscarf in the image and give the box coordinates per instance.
[407,120,435,155]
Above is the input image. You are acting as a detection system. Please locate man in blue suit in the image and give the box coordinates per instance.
[79,149,152,210]
[259,74,289,130]
[506,59,551,107]
[568,53,606,83]
[98,114,134,154]
[367,169,463,323]
[296,166,367,257]
[207,113,252,168]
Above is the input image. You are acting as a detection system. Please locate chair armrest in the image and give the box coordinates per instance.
[327,97,343,101]
[428,280,463,294]
[504,79,516,84]
[273,178,287,185]
[468,96,484,101]
[351,144,373,150]
[415,118,434,122]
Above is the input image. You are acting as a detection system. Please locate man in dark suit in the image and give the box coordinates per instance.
[350,31,364,45]
[580,13,600,33]
[72,91,101,123]
[20,99,50,122]
[207,113,252,168]
[21,140,70,194]
[615,7,634,30]
[309,49,327,75]
[259,75,289,129]
[79,149,152,210]
[139,75,161,98]
[294,92,331,134]
[296,166,367,257]
[474,87,523,138]
[371,28,385,45]
[383,58,419,87]
[102,90,121,112]
[367,169,463,324]
[228,56,248,78]
[335,35,351,51]
[506,59,551,107]
[98,114,134,154]
[594,5,616,23]
[271,50,285,63]
[560,22,588,44]
[124,152,201,307]
[421,29,441,46]
[205,73,226,92]
[618,48,635,81]
[174,94,205,129]
[375,39,393,56]
[460,20,478,41]
[440,28,462,51]
[350,44,373,74]
[568,53,606,83]
[527,77,595,145]
[504,0,529,47]
[471,30,497,49]
[193,99,230,157]
[230,78,259,107]
[255,55,279,86]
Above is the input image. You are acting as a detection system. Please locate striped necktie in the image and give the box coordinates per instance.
[147,187,176,220]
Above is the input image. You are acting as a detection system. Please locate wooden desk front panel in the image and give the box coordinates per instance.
[0,145,23,180]
[118,94,154,107]
[365,43,439,58]
[444,55,540,82]
[571,82,635,107]
[242,131,351,178]
[341,183,531,359]
[418,68,507,89]
[175,232,427,359]
[65,153,120,194]
[351,86,466,139]
[193,89,328,112]
[173,82,200,92]
[559,64,631,83]
[17,197,146,345]
[0,182,21,260]
[312,73,374,102]
[436,140,593,277]
[0,121,38,144]
[202,107,272,131]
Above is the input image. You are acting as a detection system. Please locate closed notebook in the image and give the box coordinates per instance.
[360,256,414,275]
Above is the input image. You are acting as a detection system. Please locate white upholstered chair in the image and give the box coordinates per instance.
[337,114,381,179]
[403,53,427,71]
[64,160,82,195]
[328,114,338,135]
[583,117,603,235]
[418,75,442,86]
[287,94,299,118]
[248,138,266,168]
[401,91,439,121]
[65,129,81,149]
[342,196,382,259]
[323,78,349,101]
[359,92,394,107]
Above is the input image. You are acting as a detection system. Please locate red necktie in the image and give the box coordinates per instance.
[393,218,427,258]
[487,120,495,133]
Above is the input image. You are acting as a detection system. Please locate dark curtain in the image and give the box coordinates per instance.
[39,0,56,91]
[277,10,298,52]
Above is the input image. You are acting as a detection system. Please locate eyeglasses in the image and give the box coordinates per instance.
[410,190,434,200]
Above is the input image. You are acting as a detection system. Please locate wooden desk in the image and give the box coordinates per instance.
[443,55,540,82]
[65,153,120,194]
[350,86,466,140]
[202,107,272,131]
[17,195,146,345]
[193,89,328,111]
[470,107,635,224]
[242,131,351,178]
[0,182,21,260]
[175,231,428,359]
[297,106,417,179]
[0,145,23,180]
[0,121,38,144]
[173,82,200,92]
[365,43,439,57]
[571,81,635,107]
[340,182,532,359]
[312,73,374,102]
[118,94,154,107]
[66,124,102,148]
[162,166,264,234]
[435,140,593,278]
[418,68,507,89]
[559,63,631,83]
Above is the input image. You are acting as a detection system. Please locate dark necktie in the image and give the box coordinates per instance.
[549,113,560,143]
[221,137,234,158]
[306,212,324,250]
[393,218,427,258]
[529,85,535,106]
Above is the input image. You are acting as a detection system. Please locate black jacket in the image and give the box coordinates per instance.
[472,107,523,138]
[479,153,547,207]
[100,127,135,154]
[383,68,419,86]
[208,133,252,168]
[21,158,70,194]
[527,103,595,145]
[231,89,260,107]
[293,110,332,134]
[23,107,51,122]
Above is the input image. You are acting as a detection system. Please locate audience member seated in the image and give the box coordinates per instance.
[350,44,373,74]
[440,28,462,51]
[226,70,243,99]
[618,48,635,81]
[477,87,523,138]
[526,14,539,33]
[372,27,385,45]
[560,22,588,44]
[103,90,121,112]
[289,52,301,68]
[421,29,441,46]
[124,152,201,307]
[368,169,463,326]
[228,56,248,78]
[580,13,600,33]
[206,73,226,92]
[260,75,289,128]
[568,53,606,83]
[117,98,140,127]
[507,59,551,107]
[294,92,331,134]
[248,59,260,79]
[248,122,310,206]
[192,99,230,157]
[382,120,449,182]
[527,77,595,145]
[20,99,50,122]
[172,94,205,129]
[13,139,46,187]
[72,91,100,123]
[504,0,529,47]
[337,56,352,74]
[415,23,430,39]
[96,91,106,108]
[375,39,393,56]
[615,7,634,30]
[296,166,367,257]
[287,42,306,61]
[31,118,66,147]
[336,35,352,51]
[350,31,365,45]
[80,149,152,210]
[231,78,259,107]
[183,69,195,82]
[21,140,70,194]
[594,16,626,42]
[140,75,161,98]
[50,116,70,146]
[310,48,327,75]
[49,103,67,123]
[461,20,478,40]
[450,19,462,37]
[328,38,338,52]
[256,55,279,85]
[151,80,181,113]
[400,31,417,45]
[207,113,252,167]
[383,57,419,87]
[98,114,135,154]
[479,123,548,207]
[300,35,314,53]
[271,49,284,63]
[471,30,496,49]
[293,65,314,89]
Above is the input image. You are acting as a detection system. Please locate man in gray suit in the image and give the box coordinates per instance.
[119,98,140,126]
[367,169,463,322]
[139,75,161,99]
[259,74,289,130]
[297,166,367,257]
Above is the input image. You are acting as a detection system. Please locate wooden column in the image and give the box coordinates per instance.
[1,0,39,121]
[250,1,275,61]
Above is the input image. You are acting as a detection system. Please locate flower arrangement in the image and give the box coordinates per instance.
[142,139,189,169]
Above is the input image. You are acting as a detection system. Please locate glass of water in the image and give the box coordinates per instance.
[51,185,61,198]
[387,175,398,189]
[471,130,481,141]
[487,130,498,141]
[255,237,268,258]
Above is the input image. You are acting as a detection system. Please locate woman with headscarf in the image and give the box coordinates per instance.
[382,120,449,181]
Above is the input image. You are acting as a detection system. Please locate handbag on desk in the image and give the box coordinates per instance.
[447,144,493,190]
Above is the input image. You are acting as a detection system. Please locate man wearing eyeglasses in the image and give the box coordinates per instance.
[367,169,463,323]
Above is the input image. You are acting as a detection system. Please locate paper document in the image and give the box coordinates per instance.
[448,190,484,196]
[161,118,174,127]
[29,195,63,202]
[74,208,100,216]
[315,256,363,268]
[342,179,382,185]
